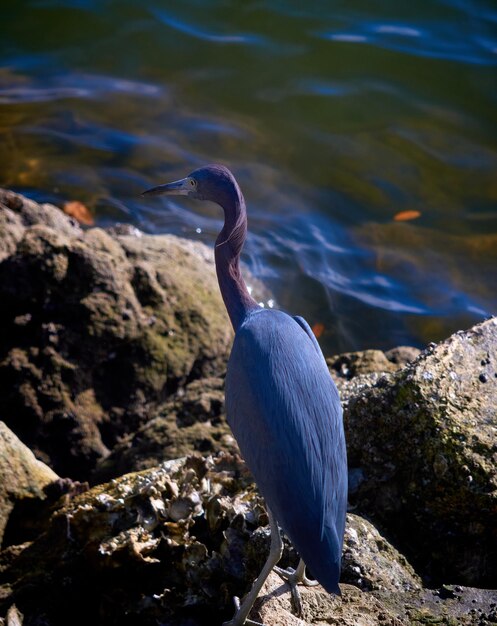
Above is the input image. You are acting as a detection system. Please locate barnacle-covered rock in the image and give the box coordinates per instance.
[345,317,497,586]
[0,454,265,625]
[0,452,451,626]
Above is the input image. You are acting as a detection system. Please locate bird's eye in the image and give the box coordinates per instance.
[190,179,196,187]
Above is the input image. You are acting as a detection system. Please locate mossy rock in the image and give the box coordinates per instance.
[345,318,497,586]
[0,189,233,479]
[93,377,237,482]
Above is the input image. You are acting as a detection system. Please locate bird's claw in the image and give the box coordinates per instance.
[274,569,303,616]
[222,596,266,626]
[274,563,317,617]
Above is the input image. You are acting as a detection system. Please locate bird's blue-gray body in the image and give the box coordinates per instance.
[143,164,348,615]
[226,307,347,593]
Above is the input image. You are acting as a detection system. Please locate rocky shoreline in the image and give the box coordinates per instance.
[0,189,496,625]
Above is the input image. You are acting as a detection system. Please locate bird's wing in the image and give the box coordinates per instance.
[292,315,328,367]
[292,313,341,538]
[225,310,347,590]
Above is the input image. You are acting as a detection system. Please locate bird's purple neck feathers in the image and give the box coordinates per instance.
[213,173,258,330]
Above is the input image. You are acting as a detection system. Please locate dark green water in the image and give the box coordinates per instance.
[1,0,496,354]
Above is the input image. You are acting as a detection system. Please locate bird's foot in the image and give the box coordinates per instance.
[274,565,319,588]
[274,562,318,617]
[222,596,266,626]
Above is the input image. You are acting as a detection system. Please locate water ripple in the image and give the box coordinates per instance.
[150,8,263,45]
[319,19,497,65]
[0,86,89,104]
[0,73,163,104]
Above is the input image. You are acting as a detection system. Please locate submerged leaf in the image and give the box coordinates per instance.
[63,200,94,225]
[393,210,421,222]
[312,322,325,338]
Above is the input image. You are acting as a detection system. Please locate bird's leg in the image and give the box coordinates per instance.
[222,508,283,626]
[274,558,318,617]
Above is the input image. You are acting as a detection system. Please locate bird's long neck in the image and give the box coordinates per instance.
[214,186,258,331]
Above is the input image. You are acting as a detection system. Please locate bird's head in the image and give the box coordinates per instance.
[141,164,241,208]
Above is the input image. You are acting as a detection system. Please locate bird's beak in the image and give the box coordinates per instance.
[141,177,191,197]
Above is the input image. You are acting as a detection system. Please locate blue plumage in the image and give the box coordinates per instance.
[226,308,347,593]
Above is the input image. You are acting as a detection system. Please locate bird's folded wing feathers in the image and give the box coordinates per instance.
[226,311,345,548]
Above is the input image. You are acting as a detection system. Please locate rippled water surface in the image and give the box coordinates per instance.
[1,0,496,353]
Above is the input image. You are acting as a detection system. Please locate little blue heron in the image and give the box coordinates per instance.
[143,165,347,626]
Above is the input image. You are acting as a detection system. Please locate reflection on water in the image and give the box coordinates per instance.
[1,0,496,353]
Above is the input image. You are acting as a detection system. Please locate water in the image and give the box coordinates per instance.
[1,0,496,354]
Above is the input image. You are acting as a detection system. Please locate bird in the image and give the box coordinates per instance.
[142,164,347,626]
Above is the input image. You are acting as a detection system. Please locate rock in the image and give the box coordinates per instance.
[252,576,402,626]
[384,346,421,367]
[0,189,82,246]
[2,604,24,626]
[0,422,58,547]
[93,377,237,482]
[328,346,421,412]
[0,209,24,264]
[327,346,421,382]
[0,189,233,478]
[345,317,497,586]
[342,514,421,592]
[328,350,399,379]
[374,586,497,626]
[0,454,262,625]
[0,453,436,626]
[253,576,497,626]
